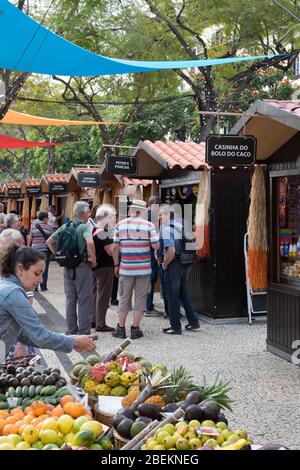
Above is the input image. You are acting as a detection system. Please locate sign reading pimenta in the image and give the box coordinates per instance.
[106,156,138,175]
[206,135,256,167]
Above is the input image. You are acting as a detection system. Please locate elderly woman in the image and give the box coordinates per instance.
[29,211,53,291]
[4,213,26,245]
[0,243,96,358]
[92,205,116,332]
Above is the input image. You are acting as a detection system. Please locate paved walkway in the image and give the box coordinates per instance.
[33,262,300,449]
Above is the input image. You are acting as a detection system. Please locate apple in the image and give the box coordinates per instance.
[43,444,59,450]
[57,415,74,435]
[80,421,103,439]
[16,441,31,450]
[41,418,58,431]
[39,429,59,445]
[0,443,14,450]
[32,440,44,450]
[7,434,23,448]
[22,425,39,445]
[73,416,90,433]
[63,432,75,444]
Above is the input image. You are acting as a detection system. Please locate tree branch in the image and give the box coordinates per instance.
[0,162,17,180]
[272,0,300,23]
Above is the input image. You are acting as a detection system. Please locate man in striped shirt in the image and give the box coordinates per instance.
[112,200,160,339]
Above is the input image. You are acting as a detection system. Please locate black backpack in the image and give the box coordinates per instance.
[55,221,87,269]
[172,222,196,265]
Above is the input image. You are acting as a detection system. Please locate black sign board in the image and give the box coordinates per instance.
[206,135,256,167]
[106,156,138,175]
[7,188,21,197]
[77,172,101,188]
[27,186,41,196]
[49,182,67,194]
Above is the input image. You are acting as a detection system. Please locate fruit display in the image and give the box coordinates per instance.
[75,353,148,398]
[113,403,166,440]
[140,418,252,451]
[0,396,113,450]
[0,365,69,410]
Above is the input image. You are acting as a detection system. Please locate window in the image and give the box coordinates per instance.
[277,175,300,286]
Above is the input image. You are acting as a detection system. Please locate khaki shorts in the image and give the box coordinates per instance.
[118,275,151,313]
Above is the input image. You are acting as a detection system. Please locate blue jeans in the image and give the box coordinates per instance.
[146,255,159,311]
[40,250,50,290]
[164,260,199,331]
[159,265,169,316]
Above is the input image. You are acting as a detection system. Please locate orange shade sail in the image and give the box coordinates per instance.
[1,110,127,126]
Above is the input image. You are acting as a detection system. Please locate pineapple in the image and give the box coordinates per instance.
[164,366,198,403]
[121,386,141,408]
[200,374,232,411]
[145,395,165,407]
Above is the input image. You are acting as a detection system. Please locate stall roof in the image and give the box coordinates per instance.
[122,177,153,187]
[133,140,208,178]
[43,174,70,183]
[72,167,102,176]
[22,179,41,187]
[5,182,21,189]
[230,99,300,161]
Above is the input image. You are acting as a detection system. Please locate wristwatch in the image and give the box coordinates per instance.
[114,264,120,267]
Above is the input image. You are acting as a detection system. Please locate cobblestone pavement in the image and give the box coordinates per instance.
[34,262,300,449]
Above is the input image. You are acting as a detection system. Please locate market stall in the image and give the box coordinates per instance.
[132,140,251,320]
[230,99,300,362]
[40,173,79,221]
[20,179,42,228]
[3,182,22,215]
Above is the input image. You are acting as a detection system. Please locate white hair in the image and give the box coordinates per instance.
[73,201,90,218]
[4,213,19,229]
[0,228,23,246]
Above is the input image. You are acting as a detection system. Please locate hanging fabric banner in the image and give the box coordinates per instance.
[0,0,284,76]
[0,134,59,149]
[1,110,126,126]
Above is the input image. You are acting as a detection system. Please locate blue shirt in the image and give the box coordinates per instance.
[159,221,183,260]
[0,275,74,356]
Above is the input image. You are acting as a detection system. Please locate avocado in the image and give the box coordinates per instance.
[44,375,56,386]
[20,378,31,387]
[162,403,179,413]
[137,403,162,420]
[8,378,19,388]
[130,421,148,438]
[113,413,126,430]
[182,390,203,410]
[32,375,43,386]
[135,416,152,426]
[117,418,134,440]
[184,404,204,421]
[117,408,137,421]
[0,377,8,388]
[6,365,16,375]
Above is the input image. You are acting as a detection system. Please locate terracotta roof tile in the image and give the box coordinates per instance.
[44,174,70,183]
[72,167,101,174]
[6,182,21,189]
[123,177,153,186]
[263,99,300,116]
[23,179,41,187]
[143,140,208,170]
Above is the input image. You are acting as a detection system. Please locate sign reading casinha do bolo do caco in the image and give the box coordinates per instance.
[206,135,256,167]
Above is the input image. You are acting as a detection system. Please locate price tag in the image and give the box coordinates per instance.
[197,426,219,437]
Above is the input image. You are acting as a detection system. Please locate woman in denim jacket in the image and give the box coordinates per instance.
[0,243,96,359]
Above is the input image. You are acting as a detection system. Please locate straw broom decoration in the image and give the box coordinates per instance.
[196,168,211,258]
[247,165,268,291]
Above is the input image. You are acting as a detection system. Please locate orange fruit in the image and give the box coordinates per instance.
[63,402,85,418]
[60,395,75,407]
[51,405,64,418]
[5,416,18,425]
[14,420,26,433]
[3,423,18,435]
[0,411,9,420]
[12,412,25,422]
[10,408,24,417]
[0,418,6,433]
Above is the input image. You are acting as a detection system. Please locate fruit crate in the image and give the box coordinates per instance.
[113,430,129,450]
[1,355,40,367]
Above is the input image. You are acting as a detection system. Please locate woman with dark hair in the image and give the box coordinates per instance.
[0,245,96,358]
[29,211,53,291]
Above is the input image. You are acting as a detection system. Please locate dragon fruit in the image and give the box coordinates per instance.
[90,363,109,383]
[127,362,142,373]
[117,356,134,368]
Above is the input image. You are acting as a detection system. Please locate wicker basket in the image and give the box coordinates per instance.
[93,403,115,427]
[88,394,98,411]
[113,430,129,449]
[70,372,78,385]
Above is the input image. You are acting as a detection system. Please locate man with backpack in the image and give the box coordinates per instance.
[158,205,200,335]
[47,201,96,335]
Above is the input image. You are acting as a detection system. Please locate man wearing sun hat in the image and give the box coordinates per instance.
[112,199,160,339]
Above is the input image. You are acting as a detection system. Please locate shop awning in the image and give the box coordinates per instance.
[0,0,281,76]
[1,110,126,126]
[132,140,208,178]
[0,134,59,149]
[230,100,300,160]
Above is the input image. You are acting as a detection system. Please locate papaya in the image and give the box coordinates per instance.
[15,387,22,398]
[0,393,7,401]
[73,430,94,447]
[29,385,36,398]
[22,386,29,398]
[0,402,8,410]
[130,421,148,438]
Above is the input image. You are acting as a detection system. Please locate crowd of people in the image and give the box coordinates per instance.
[0,195,200,360]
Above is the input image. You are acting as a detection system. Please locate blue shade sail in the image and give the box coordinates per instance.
[0,0,283,76]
